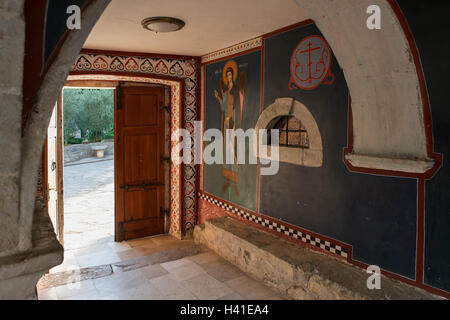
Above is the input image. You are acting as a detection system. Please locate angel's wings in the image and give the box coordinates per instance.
[238,71,247,95]
[218,77,226,99]
[238,71,247,123]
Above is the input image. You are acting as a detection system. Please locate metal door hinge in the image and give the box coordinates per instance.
[116,82,124,110]
[118,222,125,241]
[160,155,171,165]
[159,102,170,113]
[160,207,170,218]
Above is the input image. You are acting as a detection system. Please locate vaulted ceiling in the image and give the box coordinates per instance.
[83,0,309,56]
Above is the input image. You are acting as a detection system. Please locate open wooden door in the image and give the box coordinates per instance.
[115,86,166,241]
[45,96,64,244]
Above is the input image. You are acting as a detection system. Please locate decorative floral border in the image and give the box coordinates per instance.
[70,51,199,237]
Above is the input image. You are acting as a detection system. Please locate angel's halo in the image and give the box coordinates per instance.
[222,60,238,85]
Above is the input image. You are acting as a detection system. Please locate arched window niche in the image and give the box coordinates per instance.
[254,97,323,167]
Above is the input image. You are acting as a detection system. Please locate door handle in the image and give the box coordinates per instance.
[51,160,56,172]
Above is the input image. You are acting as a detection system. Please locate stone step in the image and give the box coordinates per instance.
[194,217,441,300]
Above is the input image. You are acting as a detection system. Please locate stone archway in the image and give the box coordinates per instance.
[254,97,323,167]
[293,0,440,176]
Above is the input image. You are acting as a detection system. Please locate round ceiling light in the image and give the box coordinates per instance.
[141,17,185,33]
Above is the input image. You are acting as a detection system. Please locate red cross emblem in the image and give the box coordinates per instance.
[289,35,335,90]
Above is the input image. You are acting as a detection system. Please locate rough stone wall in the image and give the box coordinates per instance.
[0,0,25,257]
[64,142,114,163]
[195,218,440,300]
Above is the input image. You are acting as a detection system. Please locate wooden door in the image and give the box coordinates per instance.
[115,86,166,241]
[44,97,64,244]
[47,105,58,235]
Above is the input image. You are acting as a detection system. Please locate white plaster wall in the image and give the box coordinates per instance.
[295,0,429,161]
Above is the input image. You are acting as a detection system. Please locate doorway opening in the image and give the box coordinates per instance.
[45,80,172,273]
[62,86,115,251]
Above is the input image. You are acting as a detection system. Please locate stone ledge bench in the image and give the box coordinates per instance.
[91,145,108,158]
[194,217,440,300]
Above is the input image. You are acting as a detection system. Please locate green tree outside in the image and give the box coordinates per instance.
[63,88,114,145]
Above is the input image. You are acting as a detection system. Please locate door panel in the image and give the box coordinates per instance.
[44,96,64,244]
[116,86,166,241]
[47,105,58,233]
[124,94,158,127]
[124,133,158,183]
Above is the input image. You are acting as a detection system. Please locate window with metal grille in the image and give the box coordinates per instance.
[267,116,309,148]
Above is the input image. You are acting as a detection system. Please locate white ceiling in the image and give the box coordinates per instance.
[83,0,309,57]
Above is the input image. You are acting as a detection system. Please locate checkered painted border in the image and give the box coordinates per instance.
[199,193,349,258]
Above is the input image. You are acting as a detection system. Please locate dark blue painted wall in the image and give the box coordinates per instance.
[396,0,450,293]
[260,23,418,279]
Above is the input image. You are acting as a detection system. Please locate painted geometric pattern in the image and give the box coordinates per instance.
[71,53,199,236]
[199,192,349,258]
[201,37,262,64]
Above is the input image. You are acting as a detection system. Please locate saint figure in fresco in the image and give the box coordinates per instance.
[214,60,247,196]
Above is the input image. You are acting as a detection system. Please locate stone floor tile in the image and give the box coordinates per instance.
[108,241,132,253]
[116,248,149,261]
[201,258,245,282]
[180,273,234,300]
[49,251,80,274]
[93,269,145,294]
[76,250,121,268]
[62,289,102,300]
[166,261,207,282]
[107,282,166,300]
[160,257,193,271]
[125,236,158,248]
[187,251,221,265]
[37,287,58,300]
[54,279,97,300]
[70,242,112,257]
[225,276,276,300]
[148,274,191,297]
[216,292,246,300]
[139,264,169,280]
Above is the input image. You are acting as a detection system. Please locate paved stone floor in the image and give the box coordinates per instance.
[40,158,285,300]
[37,235,285,300]
[63,157,115,251]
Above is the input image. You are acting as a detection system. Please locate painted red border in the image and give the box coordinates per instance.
[194,61,202,228]
[289,35,332,91]
[68,71,185,238]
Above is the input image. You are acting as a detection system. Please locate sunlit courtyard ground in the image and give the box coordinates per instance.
[63,157,115,251]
